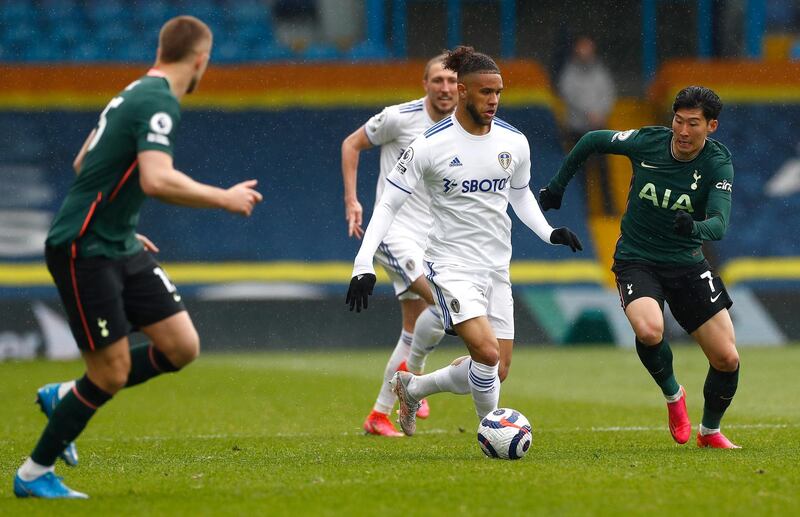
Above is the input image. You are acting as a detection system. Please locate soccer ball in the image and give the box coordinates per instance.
[477,408,532,460]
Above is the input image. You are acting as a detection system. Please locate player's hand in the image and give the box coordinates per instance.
[673,210,694,236]
[538,187,563,211]
[550,227,583,252]
[225,179,263,216]
[136,233,159,253]
[345,198,364,239]
[346,273,376,312]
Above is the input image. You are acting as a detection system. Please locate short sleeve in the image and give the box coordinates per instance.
[134,95,181,156]
[364,107,400,146]
[385,135,427,194]
[510,138,532,190]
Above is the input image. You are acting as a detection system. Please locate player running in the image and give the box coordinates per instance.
[346,46,582,436]
[13,16,262,499]
[539,86,741,449]
[341,55,457,436]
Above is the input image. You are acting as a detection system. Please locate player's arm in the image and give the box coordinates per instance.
[508,147,583,252]
[341,125,374,239]
[72,129,96,174]
[138,150,262,216]
[540,129,639,210]
[347,138,424,312]
[674,163,733,240]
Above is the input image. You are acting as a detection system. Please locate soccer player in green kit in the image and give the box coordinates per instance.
[13,16,262,499]
[539,86,740,449]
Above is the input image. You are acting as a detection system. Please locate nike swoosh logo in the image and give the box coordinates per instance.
[640,161,658,169]
[710,292,722,303]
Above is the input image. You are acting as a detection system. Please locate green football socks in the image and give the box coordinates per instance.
[31,375,111,466]
[125,343,179,388]
[635,338,680,397]
[702,364,739,429]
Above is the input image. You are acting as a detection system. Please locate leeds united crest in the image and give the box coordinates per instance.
[498,151,512,170]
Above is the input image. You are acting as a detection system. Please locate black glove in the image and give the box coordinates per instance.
[673,210,694,237]
[346,273,376,312]
[538,187,563,211]
[550,227,583,252]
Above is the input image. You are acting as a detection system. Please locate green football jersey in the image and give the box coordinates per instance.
[46,70,181,258]
[547,126,734,265]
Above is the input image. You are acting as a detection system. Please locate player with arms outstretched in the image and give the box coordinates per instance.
[347,46,582,436]
[14,16,262,499]
[341,56,457,436]
[539,86,740,448]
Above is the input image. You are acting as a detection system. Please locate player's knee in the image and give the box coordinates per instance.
[473,342,499,366]
[172,331,200,368]
[94,364,130,394]
[711,349,739,372]
[633,321,663,345]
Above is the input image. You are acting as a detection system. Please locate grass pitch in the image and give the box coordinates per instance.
[1,345,799,516]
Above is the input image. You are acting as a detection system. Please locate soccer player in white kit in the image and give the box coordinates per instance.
[341,56,458,436]
[346,46,583,436]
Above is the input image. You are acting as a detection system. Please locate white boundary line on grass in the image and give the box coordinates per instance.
[1,423,795,445]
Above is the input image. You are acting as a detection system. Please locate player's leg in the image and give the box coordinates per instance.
[363,245,422,436]
[405,276,445,376]
[121,254,192,388]
[668,261,739,448]
[692,309,740,448]
[614,261,689,443]
[16,337,129,499]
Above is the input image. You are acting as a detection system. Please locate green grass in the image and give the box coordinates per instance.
[1,345,799,516]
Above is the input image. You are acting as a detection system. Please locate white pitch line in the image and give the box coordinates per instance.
[1,423,795,446]
[2,423,794,446]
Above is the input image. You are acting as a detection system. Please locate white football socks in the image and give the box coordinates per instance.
[699,424,721,436]
[57,380,76,400]
[373,330,413,414]
[17,457,54,482]
[406,306,445,374]
[408,355,471,400]
[468,360,500,419]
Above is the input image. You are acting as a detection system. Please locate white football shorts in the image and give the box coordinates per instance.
[423,261,514,340]
[374,232,425,300]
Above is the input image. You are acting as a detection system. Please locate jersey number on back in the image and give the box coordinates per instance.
[87,96,125,151]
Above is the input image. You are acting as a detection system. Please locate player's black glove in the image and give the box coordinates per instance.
[550,227,583,252]
[346,273,376,312]
[673,210,695,237]
[538,187,563,211]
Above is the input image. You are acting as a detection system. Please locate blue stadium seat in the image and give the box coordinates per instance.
[85,0,128,23]
[133,0,175,25]
[0,0,37,23]
[115,41,151,63]
[301,43,341,61]
[249,41,293,61]
[69,42,103,62]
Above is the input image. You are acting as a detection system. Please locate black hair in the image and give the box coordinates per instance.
[442,46,500,78]
[672,86,723,121]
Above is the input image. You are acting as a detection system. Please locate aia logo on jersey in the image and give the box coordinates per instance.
[498,151,512,170]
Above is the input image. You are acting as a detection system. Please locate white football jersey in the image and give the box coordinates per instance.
[385,114,532,269]
[364,97,436,244]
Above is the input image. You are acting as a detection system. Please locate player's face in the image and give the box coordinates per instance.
[460,73,503,127]
[671,107,718,160]
[187,38,212,95]
[423,62,458,116]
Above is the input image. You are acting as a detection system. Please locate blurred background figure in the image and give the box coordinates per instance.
[557,35,616,216]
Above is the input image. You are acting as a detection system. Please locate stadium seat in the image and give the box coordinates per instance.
[301,43,342,61]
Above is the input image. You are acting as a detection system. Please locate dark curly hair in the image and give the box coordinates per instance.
[673,86,723,121]
[442,46,500,78]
